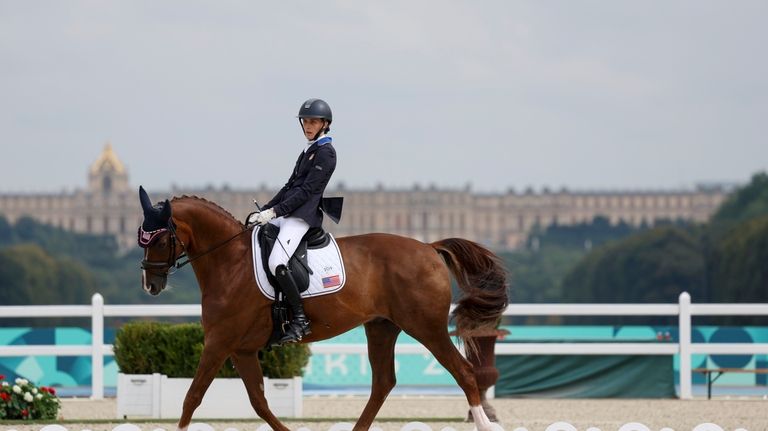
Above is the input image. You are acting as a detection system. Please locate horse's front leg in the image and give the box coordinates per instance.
[231,351,290,431]
[177,342,230,431]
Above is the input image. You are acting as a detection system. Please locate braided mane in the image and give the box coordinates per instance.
[171,195,243,226]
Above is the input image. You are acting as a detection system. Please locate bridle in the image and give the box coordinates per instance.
[139,219,251,276]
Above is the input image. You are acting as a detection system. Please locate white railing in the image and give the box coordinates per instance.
[1,292,767,400]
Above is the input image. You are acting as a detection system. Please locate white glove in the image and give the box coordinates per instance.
[248,208,276,226]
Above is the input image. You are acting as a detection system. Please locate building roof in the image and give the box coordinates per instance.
[89,142,126,175]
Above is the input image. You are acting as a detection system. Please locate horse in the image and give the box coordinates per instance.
[138,187,508,431]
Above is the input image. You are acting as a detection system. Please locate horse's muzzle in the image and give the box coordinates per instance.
[142,270,167,296]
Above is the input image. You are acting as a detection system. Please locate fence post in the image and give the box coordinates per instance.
[91,293,104,400]
[678,291,692,399]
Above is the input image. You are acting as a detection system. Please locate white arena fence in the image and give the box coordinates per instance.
[0,422,751,431]
[1,292,767,400]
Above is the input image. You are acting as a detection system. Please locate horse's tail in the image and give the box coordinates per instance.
[431,238,509,356]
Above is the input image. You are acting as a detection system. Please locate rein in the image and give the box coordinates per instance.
[140,221,253,275]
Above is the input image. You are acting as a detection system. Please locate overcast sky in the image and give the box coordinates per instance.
[1,1,766,194]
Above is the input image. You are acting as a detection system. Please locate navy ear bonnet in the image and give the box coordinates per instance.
[138,186,172,247]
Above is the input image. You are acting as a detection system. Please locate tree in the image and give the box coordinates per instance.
[529,216,640,251]
[708,215,768,303]
[0,217,202,307]
[562,226,707,303]
[0,244,58,305]
[711,171,768,225]
[0,244,97,305]
[0,216,12,245]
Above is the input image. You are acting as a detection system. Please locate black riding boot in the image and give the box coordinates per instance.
[275,265,311,344]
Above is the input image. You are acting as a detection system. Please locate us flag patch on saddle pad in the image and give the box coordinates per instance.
[251,227,346,300]
[322,274,341,288]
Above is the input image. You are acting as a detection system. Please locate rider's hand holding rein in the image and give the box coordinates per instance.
[247,208,276,226]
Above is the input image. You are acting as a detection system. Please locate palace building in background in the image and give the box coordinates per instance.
[0,145,730,251]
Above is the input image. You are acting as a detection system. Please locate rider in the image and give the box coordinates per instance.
[248,98,337,344]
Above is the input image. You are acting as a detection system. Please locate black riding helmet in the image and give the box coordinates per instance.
[297,98,332,139]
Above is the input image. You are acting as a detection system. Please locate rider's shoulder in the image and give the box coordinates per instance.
[316,142,336,157]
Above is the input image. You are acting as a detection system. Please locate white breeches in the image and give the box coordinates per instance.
[267,216,310,275]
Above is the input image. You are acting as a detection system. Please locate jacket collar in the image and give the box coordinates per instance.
[305,136,332,153]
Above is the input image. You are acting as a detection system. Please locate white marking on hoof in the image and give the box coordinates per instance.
[470,405,500,431]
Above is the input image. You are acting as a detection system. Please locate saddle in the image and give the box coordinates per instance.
[257,223,331,292]
[257,223,330,347]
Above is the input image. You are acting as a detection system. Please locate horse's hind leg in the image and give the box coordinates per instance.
[231,351,289,431]
[404,327,495,431]
[354,318,402,431]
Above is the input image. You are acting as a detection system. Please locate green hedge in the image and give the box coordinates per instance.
[113,322,310,378]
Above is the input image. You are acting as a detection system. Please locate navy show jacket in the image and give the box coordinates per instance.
[263,141,337,228]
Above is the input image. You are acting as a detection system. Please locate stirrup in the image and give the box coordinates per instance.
[279,320,311,344]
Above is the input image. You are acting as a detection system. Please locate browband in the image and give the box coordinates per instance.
[138,226,168,248]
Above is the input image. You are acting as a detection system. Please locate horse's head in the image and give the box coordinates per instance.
[137,186,181,296]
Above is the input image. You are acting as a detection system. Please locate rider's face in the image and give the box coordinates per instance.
[302,118,326,140]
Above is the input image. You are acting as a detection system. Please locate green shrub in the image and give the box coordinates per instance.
[113,321,310,378]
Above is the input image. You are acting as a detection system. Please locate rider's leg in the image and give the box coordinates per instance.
[268,216,311,343]
[274,263,311,343]
[267,216,310,274]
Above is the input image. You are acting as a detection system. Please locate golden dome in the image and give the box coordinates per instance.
[89,142,126,175]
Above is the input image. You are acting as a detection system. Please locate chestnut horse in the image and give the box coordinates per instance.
[138,189,508,431]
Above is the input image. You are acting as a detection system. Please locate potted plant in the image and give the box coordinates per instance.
[0,375,61,420]
[113,321,309,419]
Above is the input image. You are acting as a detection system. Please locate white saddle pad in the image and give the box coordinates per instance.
[251,226,346,300]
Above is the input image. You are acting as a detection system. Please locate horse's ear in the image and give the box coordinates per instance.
[139,186,154,215]
[159,199,172,221]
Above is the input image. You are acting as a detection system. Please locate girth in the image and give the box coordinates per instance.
[257,223,330,293]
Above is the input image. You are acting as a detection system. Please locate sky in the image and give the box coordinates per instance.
[1,1,766,194]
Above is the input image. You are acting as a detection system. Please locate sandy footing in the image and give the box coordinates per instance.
[3,396,767,430]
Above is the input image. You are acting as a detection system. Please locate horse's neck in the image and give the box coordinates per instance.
[176,202,254,304]
[176,202,242,255]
